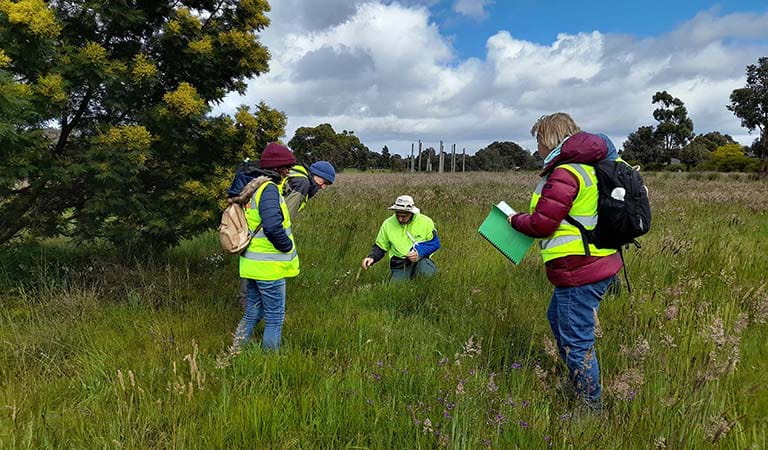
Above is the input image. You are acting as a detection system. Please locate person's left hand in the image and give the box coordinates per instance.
[407,249,419,262]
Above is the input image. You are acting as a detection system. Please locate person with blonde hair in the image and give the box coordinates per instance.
[509,112,622,410]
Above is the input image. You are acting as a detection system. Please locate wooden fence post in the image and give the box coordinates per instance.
[439,141,444,173]
[410,143,414,172]
[417,140,422,172]
[451,143,456,173]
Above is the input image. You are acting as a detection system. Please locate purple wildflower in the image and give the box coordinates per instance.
[510,362,522,370]
[519,420,529,429]
[443,410,452,419]
[372,372,382,381]
[376,360,383,368]
[561,413,571,421]
[522,400,530,408]
[544,436,551,442]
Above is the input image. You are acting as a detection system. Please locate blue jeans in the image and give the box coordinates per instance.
[547,276,613,406]
[233,278,286,351]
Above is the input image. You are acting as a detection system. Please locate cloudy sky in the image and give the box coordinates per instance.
[216,0,768,155]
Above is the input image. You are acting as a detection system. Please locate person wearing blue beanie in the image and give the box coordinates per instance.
[309,161,336,185]
[280,160,336,222]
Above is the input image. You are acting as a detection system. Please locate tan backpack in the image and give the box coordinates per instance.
[219,176,269,254]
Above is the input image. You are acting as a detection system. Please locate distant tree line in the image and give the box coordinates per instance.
[286,123,541,173]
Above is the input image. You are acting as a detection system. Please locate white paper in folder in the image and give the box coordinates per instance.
[495,201,516,217]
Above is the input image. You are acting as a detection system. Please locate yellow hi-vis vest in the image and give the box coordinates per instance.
[374,213,436,259]
[279,164,310,211]
[530,163,617,263]
[239,181,300,280]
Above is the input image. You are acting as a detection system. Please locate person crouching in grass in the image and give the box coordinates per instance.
[361,195,440,281]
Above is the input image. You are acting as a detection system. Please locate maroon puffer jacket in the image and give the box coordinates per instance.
[511,132,622,287]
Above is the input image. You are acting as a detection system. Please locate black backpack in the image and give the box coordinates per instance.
[565,160,651,291]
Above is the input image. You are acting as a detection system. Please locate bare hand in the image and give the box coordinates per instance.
[507,214,515,225]
[362,257,374,270]
[407,250,419,262]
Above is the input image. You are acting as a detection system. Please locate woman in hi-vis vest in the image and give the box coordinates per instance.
[508,113,622,411]
[232,143,300,351]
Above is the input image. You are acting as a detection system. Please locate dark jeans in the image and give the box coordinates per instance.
[389,257,437,282]
[547,276,614,407]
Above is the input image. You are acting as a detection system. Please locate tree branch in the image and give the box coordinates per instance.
[54,85,95,156]
[202,0,227,30]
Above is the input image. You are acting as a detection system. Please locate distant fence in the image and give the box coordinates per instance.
[409,140,466,173]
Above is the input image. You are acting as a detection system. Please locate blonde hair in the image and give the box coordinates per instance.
[530,113,581,152]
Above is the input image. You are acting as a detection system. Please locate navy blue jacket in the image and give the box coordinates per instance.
[258,184,293,253]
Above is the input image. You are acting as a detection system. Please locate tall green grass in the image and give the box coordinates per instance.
[1,172,767,448]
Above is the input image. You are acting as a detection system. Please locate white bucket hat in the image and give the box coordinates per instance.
[388,195,420,214]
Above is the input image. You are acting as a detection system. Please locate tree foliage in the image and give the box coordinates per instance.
[728,57,768,160]
[621,91,694,167]
[468,141,539,171]
[0,0,284,248]
[621,126,663,167]
[679,132,738,168]
[700,143,758,172]
[652,90,694,160]
[288,123,381,170]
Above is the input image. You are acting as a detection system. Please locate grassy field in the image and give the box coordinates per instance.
[1,171,767,449]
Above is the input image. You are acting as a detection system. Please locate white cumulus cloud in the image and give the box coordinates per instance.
[217,2,768,155]
[453,0,494,20]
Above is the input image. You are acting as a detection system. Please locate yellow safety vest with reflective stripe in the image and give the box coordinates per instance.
[239,181,300,280]
[279,164,311,211]
[529,163,617,263]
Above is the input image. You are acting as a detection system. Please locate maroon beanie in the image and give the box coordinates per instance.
[259,142,297,169]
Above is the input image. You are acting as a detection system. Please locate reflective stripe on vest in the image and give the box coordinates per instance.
[243,249,298,262]
[239,181,300,281]
[540,234,580,250]
[530,163,616,262]
[562,215,598,227]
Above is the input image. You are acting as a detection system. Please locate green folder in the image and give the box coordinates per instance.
[478,201,534,264]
